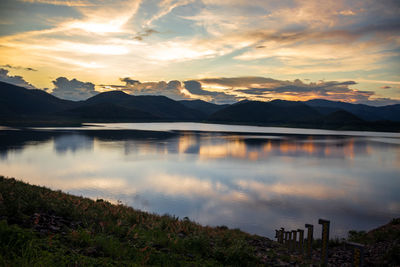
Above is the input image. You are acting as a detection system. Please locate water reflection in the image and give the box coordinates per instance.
[54,134,93,154]
[0,126,399,238]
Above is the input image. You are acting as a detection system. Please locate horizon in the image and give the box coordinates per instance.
[4,80,400,107]
[0,0,399,105]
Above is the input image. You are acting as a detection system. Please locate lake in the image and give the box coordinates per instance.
[0,122,399,239]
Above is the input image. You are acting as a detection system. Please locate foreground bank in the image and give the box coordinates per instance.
[0,176,398,266]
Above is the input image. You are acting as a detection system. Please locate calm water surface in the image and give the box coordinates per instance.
[1,122,399,239]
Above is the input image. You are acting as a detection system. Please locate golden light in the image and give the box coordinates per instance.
[67,21,123,34]
[64,42,130,55]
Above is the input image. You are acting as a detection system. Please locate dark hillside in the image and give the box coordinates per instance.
[0,82,77,116]
[209,100,321,124]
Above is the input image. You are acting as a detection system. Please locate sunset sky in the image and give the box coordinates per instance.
[0,0,399,104]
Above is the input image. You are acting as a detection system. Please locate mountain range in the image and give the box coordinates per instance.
[1,81,399,131]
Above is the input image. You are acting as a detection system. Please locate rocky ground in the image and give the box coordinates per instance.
[249,218,400,266]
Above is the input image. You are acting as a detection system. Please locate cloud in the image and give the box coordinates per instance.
[0,0,399,104]
[0,64,37,71]
[120,77,141,86]
[380,86,392,89]
[193,76,400,105]
[143,0,195,27]
[0,68,36,89]
[103,78,238,103]
[133,28,159,41]
[19,0,91,6]
[103,78,190,100]
[183,80,239,104]
[102,76,400,105]
[51,77,98,101]
[183,81,211,96]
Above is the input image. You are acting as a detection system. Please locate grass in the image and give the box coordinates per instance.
[0,176,274,266]
[1,176,399,266]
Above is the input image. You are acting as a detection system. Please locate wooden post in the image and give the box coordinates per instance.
[287,231,292,249]
[284,231,289,246]
[297,229,304,253]
[346,242,365,267]
[305,224,313,259]
[291,230,297,252]
[318,219,330,266]
[280,228,285,244]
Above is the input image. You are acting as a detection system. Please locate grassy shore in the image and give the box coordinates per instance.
[0,176,280,266]
[0,176,399,266]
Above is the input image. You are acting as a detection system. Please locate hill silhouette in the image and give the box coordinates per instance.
[57,102,158,121]
[209,100,321,124]
[179,99,228,116]
[306,99,400,122]
[0,81,399,131]
[85,91,203,120]
[0,81,77,116]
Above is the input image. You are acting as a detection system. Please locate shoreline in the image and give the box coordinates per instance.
[1,117,400,133]
[1,176,398,265]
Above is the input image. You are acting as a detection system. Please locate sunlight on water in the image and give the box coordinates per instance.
[1,123,399,238]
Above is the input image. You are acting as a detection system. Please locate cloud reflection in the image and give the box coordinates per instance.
[54,134,93,154]
[0,129,399,238]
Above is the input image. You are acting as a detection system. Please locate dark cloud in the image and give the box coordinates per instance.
[51,77,98,101]
[380,85,391,89]
[183,81,209,95]
[355,22,400,37]
[133,28,159,41]
[270,81,359,95]
[198,77,278,87]
[0,64,37,71]
[248,21,400,45]
[183,80,239,104]
[235,88,270,95]
[120,77,140,85]
[0,68,36,89]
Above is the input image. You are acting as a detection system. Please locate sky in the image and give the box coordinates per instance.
[0,0,399,104]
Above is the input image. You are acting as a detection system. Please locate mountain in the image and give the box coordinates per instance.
[0,81,76,117]
[306,99,400,122]
[320,110,365,128]
[179,99,229,116]
[84,91,204,120]
[0,81,399,131]
[0,82,203,121]
[378,104,400,122]
[208,100,321,124]
[57,102,158,120]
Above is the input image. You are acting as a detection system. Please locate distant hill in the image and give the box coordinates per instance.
[319,110,366,129]
[0,81,76,117]
[306,99,400,122]
[85,91,204,120]
[0,83,203,121]
[179,99,228,116]
[0,81,399,131]
[208,100,321,124]
[57,102,158,120]
[207,99,400,131]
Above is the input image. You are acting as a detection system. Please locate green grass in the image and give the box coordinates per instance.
[0,176,273,266]
[2,176,398,266]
